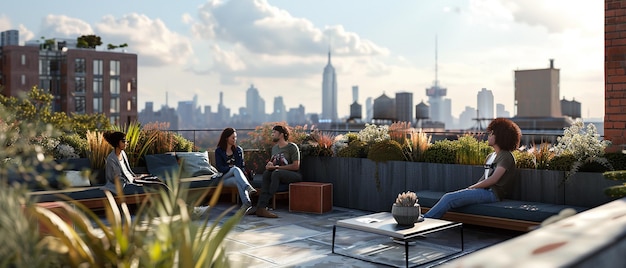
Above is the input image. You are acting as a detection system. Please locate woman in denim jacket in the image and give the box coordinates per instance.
[215,127,257,209]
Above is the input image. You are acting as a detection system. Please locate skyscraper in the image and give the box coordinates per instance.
[477,88,494,120]
[321,50,337,122]
[246,84,265,123]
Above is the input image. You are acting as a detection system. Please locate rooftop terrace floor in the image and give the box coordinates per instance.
[205,202,522,267]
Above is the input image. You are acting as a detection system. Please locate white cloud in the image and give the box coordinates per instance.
[189,0,391,88]
[95,13,194,66]
[0,15,11,30]
[39,14,94,38]
[18,25,34,44]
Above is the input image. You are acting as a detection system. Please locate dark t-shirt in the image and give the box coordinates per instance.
[270,142,300,168]
[478,151,516,200]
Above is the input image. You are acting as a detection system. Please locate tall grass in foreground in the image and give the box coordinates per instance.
[4,175,243,267]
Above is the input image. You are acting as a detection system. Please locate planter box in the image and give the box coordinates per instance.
[289,182,333,214]
[300,157,620,212]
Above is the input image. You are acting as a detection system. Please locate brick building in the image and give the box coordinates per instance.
[0,32,138,126]
[605,1,626,152]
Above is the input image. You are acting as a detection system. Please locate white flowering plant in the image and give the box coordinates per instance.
[357,123,390,144]
[394,191,418,207]
[553,119,613,176]
[553,119,611,161]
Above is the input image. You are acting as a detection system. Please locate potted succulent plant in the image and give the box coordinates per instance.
[391,191,420,226]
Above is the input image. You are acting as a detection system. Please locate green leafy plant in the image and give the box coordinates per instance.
[423,140,457,164]
[601,170,626,198]
[337,140,368,158]
[513,150,537,169]
[367,139,405,162]
[113,121,158,167]
[456,134,492,165]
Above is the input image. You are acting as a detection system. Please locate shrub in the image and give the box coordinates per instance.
[337,140,368,158]
[423,140,457,164]
[367,140,405,162]
[513,150,537,169]
[546,154,576,171]
[529,142,553,170]
[56,133,88,158]
[605,152,626,171]
[455,134,492,165]
[86,130,110,170]
[602,170,626,198]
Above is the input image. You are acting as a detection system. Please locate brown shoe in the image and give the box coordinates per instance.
[256,207,278,218]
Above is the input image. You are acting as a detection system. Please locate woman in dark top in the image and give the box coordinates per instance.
[215,127,256,208]
[424,118,522,219]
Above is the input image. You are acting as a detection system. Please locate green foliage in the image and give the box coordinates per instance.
[605,152,626,171]
[67,113,111,136]
[423,140,457,164]
[337,140,368,158]
[76,34,102,49]
[455,135,492,165]
[546,154,577,171]
[513,150,537,169]
[172,133,195,152]
[113,121,159,167]
[56,133,88,158]
[602,170,626,198]
[86,130,110,170]
[367,139,405,162]
[0,185,61,266]
[344,132,359,143]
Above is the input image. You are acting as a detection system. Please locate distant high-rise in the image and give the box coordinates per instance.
[515,59,561,117]
[272,96,286,122]
[365,97,373,122]
[561,98,581,119]
[395,92,413,123]
[477,88,494,120]
[1,30,18,47]
[496,103,510,118]
[246,84,265,123]
[321,50,337,122]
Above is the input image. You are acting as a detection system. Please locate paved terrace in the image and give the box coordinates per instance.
[205,202,521,267]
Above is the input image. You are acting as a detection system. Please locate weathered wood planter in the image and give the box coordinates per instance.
[300,157,621,212]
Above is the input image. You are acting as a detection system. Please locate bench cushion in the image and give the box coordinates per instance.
[417,190,588,223]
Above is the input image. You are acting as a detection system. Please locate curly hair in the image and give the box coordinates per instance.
[487,118,521,151]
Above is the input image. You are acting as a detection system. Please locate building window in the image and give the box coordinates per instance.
[110,97,119,113]
[21,75,25,85]
[127,81,132,92]
[127,99,132,111]
[93,77,103,94]
[93,60,103,75]
[110,78,120,95]
[75,77,85,93]
[110,60,120,76]
[75,97,86,114]
[93,97,102,113]
[75,58,85,73]
[110,115,120,126]
[21,54,25,65]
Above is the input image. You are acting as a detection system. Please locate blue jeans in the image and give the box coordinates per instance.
[423,188,498,219]
[221,167,254,205]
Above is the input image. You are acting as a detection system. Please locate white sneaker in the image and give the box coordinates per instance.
[192,206,209,219]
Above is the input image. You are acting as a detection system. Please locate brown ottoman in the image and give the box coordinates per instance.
[289,182,333,214]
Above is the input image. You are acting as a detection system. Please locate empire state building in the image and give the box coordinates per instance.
[321,51,337,122]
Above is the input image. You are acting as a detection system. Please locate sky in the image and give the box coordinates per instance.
[0,0,604,121]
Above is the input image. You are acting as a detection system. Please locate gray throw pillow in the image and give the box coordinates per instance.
[145,154,180,180]
[176,151,217,178]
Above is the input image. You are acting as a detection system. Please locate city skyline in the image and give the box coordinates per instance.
[0,0,604,120]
